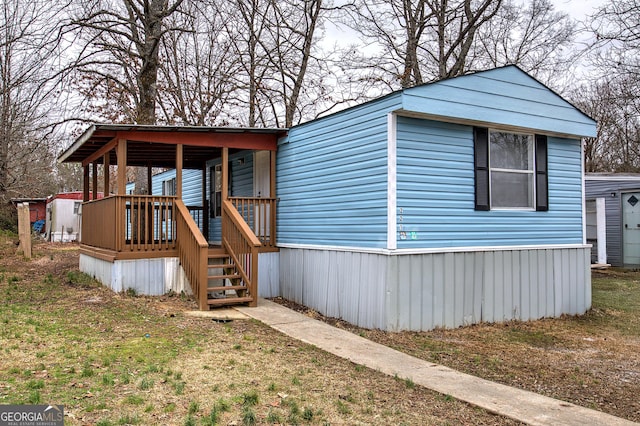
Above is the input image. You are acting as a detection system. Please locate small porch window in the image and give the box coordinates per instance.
[162,178,176,196]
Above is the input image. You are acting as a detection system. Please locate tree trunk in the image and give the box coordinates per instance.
[136,0,165,125]
[284,0,322,127]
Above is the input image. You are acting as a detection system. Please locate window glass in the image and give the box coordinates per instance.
[163,178,176,196]
[489,131,534,209]
[490,171,534,208]
[490,132,533,170]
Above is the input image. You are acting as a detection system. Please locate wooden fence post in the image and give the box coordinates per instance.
[17,203,32,259]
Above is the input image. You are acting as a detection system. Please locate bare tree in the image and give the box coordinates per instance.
[68,0,186,125]
[67,0,185,194]
[427,0,502,80]
[227,0,331,127]
[578,0,640,172]
[589,0,640,80]
[473,0,576,86]
[227,0,274,127]
[262,0,326,127]
[574,76,640,172]
[158,1,241,126]
[1,0,67,206]
[342,0,502,89]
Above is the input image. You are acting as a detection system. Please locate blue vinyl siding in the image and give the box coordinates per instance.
[401,66,596,138]
[151,169,203,206]
[229,152,254,197]
[276,94,401,248]
[396,116,584,248]
[585,176,640,266]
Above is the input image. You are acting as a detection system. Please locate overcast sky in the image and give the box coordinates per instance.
[552,0,606,21]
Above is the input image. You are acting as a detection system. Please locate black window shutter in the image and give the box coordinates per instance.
[535,134,548,211]
[474,127,490,211]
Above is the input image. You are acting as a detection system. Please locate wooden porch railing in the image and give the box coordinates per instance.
[222,200,261,307]
[229,197,276,248]
[81,196,118,250]
[186,205,205,236]
[81,195,177,252]
[175,200,209,310]
[82,195,261,310]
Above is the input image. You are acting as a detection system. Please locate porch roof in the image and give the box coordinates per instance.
[58,124,286,168]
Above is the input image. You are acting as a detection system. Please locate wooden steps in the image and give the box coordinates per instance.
[205,248,252,309]
[207,296,253,307]
[208,273,241,281]
[207,284,246,292]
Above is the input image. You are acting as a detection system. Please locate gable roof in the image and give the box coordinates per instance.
[292,65,596,139]
[399,65,596,138]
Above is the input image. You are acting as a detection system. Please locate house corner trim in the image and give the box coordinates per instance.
[387,112,397,250]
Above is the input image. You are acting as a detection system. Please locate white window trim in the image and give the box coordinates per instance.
[488,129,536,211]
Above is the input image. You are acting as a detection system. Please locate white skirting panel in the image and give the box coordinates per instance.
[278,246,591,332]
[79,254,191,296]
[258,252,280,298]
[279,248,388,329]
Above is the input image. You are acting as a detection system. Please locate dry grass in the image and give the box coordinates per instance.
[0,235,516,425]
[276,269,640,423]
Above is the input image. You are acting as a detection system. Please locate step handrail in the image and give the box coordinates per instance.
[175,199,209,310]
[221,199,261,307]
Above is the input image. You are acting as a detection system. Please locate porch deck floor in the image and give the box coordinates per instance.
[236,299,634,426]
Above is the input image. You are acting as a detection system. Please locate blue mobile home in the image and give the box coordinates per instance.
[64,65,596,331]
[274,65,595,330]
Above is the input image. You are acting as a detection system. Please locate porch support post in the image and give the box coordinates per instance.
[117,139,127,195]
[103,153,110,196]
[83,165,90,202]
[92,162,98,200]
[222,147,228,201]
[201,164,209,238]
[147,161,152,195]
[176,144,183,199]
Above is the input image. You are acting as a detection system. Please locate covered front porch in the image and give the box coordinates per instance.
[58,124,285,309]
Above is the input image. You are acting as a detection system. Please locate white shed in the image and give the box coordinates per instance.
[46,192,103,242]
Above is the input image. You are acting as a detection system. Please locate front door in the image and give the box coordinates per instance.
[622,192,640,266]
[253,151,271,239]
[253,151,270,198]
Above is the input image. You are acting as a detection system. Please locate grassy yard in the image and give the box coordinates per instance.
[0,235,516,425]
[2,233,639,424]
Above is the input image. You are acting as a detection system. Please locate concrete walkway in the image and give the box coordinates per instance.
[236,299,637,426]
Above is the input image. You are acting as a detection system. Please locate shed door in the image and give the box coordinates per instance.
[622,192,640,266]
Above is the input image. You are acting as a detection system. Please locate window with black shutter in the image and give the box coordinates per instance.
[474,127,548,211]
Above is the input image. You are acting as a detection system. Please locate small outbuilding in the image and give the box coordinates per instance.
[585,173,640,267]
[46,192,103,242]
[10,198,47,224]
